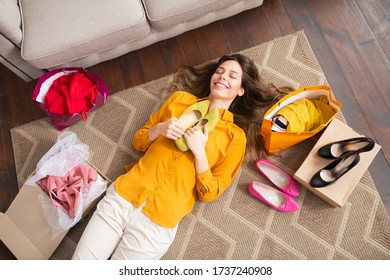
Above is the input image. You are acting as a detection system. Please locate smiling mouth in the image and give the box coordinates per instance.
[215,82,228,89]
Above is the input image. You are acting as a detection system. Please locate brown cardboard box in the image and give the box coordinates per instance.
[0,165,109,260]
[293,118,381,207]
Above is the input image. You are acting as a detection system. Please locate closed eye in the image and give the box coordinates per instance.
[216,67,239,79]
[215,67,224,74]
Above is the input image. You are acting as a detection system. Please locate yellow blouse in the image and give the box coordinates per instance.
[114,91,247,228]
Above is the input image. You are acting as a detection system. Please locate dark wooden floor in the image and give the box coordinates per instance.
[1,0,389,260]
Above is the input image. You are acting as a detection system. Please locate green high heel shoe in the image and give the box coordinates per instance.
[175,105,219,152]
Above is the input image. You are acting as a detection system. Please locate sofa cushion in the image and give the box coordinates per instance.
[0,0,22,46]
[142,0,263,31]
[20,0,150,69]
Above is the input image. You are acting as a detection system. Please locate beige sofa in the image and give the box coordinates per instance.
[0,0,264,81]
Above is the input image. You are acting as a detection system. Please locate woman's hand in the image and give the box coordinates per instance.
[184,126,208,155]
[148,117,185,141]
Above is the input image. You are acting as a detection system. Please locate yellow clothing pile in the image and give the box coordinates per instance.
[276,96,335,133]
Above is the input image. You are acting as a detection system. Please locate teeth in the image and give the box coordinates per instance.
[216,82,228,89]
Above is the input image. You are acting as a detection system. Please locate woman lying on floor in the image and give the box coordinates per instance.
[72,53,292,260]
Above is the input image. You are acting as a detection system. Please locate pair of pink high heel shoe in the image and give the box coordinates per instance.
[248,159,300,212]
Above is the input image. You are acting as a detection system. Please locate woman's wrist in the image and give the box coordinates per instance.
[193,149,209,174]
[148,123,161,142]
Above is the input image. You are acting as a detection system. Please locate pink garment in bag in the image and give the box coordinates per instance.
[36,163,98,218]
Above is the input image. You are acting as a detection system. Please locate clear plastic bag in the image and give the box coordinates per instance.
[26,132,89,184]
[26,132,108,238]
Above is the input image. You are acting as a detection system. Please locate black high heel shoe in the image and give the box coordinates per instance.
[310,151,360,188]
[317,137,374,159]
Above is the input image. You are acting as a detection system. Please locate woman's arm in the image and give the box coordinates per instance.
[148,117,185,142]
[133,91,186,152]
[185,126,247,199]
[184,126,210,193]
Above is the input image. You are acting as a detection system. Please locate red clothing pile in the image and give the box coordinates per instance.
[44,71,98,119]
[36,163,98,218]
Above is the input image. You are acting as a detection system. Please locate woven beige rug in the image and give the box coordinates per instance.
[11,31,390,259]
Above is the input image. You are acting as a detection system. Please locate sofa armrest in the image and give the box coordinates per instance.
[0,33,45,81]
[0,0,43,81]
[0,0,22,45]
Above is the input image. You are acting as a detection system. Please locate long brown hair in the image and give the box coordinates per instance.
[166,54,293,160]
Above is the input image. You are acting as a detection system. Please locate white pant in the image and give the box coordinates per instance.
[72,183,177,260]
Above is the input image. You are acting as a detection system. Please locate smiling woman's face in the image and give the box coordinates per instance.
[209,60,245,109]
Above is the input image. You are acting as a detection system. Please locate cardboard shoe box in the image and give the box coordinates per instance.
[0,165,109,260]
[293,118,381,207]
